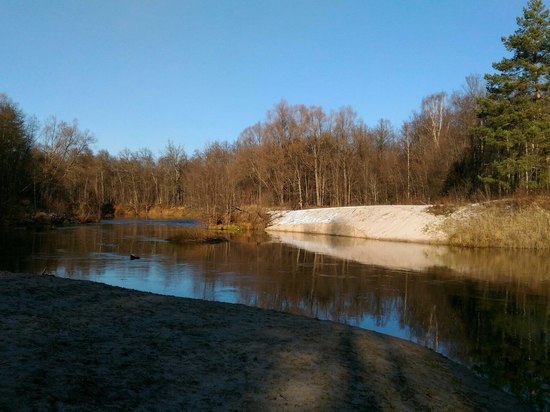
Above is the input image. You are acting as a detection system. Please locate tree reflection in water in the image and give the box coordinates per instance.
[0,221,548,408]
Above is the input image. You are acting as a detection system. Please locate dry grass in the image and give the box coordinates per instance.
[115,206,198,219]
[166,227,228,244]
[426,204,460,216]
[207,224,244,232]
[443,201,550,249]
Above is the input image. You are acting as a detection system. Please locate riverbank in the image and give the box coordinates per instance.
[266,200,550,248]
[266,205,449,244]
[0,272,527,410]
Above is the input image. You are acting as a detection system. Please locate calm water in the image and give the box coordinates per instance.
[1,220,549,408]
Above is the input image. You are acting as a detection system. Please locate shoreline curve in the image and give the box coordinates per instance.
[0,272,527,410]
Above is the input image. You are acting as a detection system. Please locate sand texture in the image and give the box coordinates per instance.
[0,272,527,411]
[266,206,448,244]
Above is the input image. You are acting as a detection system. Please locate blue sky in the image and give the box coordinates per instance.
[1,0,531,156]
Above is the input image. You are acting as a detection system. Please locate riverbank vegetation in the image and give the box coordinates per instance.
[1,1,548,241]
[166,227,228,244]
[443,198,550,249]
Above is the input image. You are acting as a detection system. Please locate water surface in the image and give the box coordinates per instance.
[0,220,548,408]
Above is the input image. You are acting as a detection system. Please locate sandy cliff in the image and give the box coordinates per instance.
[267,205,448,244]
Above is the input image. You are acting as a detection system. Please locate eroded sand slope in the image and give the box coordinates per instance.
[267,205,448,244]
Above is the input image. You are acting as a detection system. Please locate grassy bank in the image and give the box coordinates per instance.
[166,227,228,244]
[210,205,271,231]
[113,204,270,231]
[442,198,550,249]
[114,206,198,219]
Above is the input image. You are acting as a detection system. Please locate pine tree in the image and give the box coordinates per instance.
[477,0,550,193]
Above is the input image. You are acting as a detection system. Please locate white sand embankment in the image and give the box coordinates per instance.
[266,205,448,244]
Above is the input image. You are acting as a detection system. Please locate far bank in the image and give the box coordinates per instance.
[266,200,550,249]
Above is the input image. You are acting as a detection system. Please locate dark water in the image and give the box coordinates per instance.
[1,220,549,408]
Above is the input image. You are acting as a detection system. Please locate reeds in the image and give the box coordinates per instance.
[166,227,227,244]
[115,206,198,219]
[443,202,550,249]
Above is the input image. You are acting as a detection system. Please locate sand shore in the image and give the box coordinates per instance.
[0,272,526,410]
[266,205,450,244]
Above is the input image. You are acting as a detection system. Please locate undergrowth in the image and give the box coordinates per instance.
[166,227,227,244]
[443,200,550,249]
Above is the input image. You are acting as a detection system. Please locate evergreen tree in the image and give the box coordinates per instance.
[0,94,34,217]
[476,0,549,193]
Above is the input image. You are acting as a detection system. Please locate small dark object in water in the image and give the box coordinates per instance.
[204,237,227,244]
[130,254,140,260]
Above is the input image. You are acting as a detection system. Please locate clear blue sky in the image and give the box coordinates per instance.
[1,0,532,156]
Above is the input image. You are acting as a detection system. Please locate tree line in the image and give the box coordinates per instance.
[0,80,483,224]
[1,0,548,224]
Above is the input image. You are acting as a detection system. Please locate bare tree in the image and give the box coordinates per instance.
[421,92,447,148]
[159,141,187,205]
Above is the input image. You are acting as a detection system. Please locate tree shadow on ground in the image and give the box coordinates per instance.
[0,273,531,410]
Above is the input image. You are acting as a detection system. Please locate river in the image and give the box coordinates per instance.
[0,220,548,408]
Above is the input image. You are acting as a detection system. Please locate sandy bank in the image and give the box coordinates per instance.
[266,205,448,244]
[0,272,526,410]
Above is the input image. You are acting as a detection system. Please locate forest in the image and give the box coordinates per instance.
[1,0,548,225]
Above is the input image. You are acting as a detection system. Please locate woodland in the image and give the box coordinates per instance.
[1,0,548,225]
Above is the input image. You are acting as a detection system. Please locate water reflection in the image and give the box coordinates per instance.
[270,231,550,282]
[0,222,548,408]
